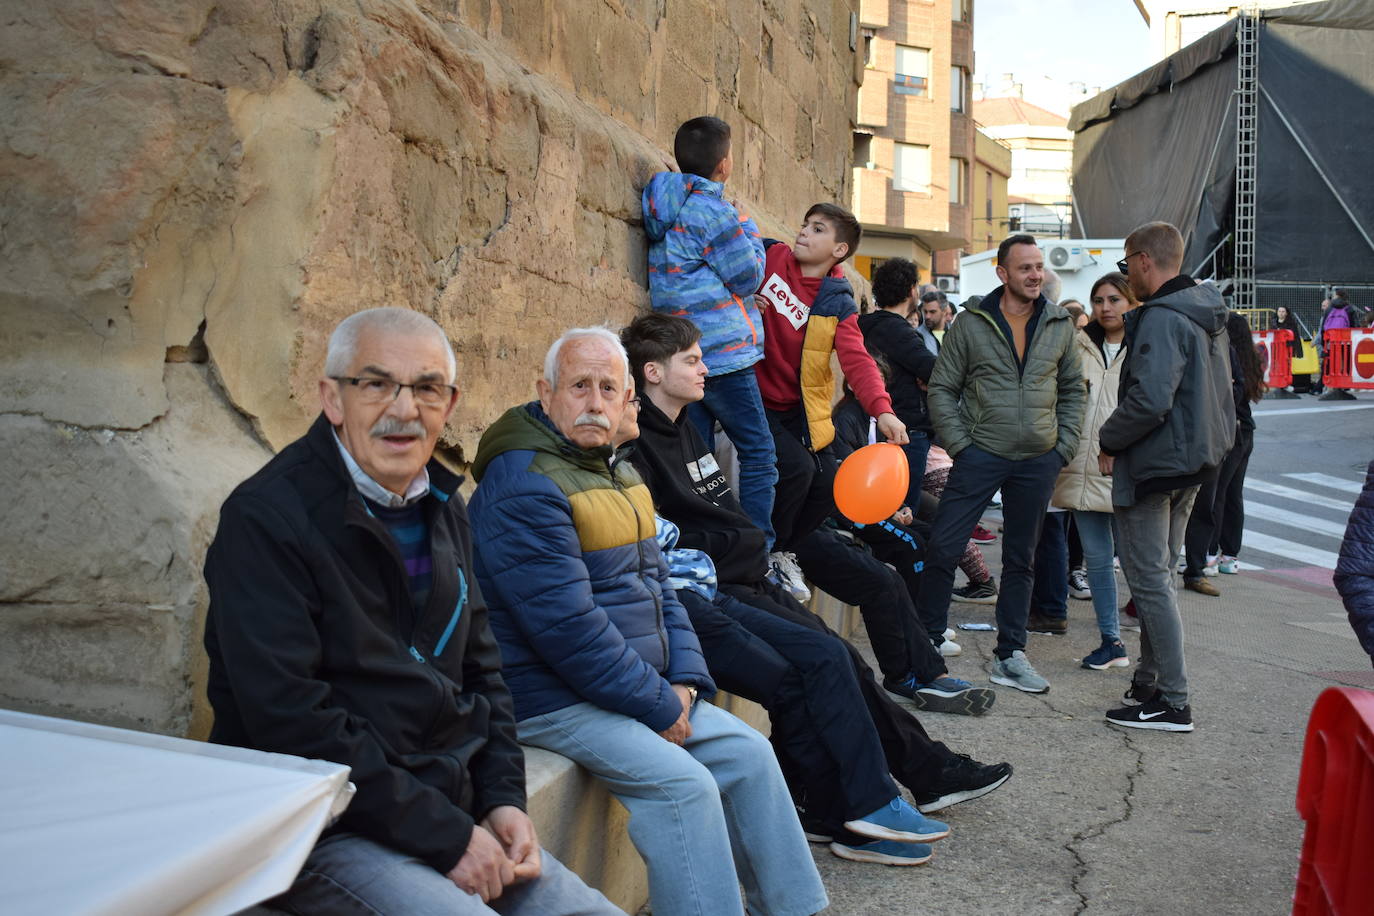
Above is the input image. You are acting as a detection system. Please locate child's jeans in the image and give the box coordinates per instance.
[689,366,779,549]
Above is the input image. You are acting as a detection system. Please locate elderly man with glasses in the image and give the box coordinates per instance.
[203,308,620,915]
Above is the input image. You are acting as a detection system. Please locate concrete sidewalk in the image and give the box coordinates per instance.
[813,546,1368,915]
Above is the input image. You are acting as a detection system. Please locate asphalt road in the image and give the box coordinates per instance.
[809,397,1372,915]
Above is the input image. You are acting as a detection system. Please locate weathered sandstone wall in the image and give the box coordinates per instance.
[0,0,861,736]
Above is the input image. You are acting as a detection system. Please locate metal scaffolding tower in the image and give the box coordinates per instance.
[1232,7,1260,309]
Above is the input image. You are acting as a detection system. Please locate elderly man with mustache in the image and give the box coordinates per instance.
[203,309,623,914]
[468,327,827,916]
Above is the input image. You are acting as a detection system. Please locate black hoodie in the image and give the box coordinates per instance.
[627,395,770,586]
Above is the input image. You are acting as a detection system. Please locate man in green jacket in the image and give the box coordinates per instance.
[918,234,1085,694]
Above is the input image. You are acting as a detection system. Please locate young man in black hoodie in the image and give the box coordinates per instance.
[619,314,1011,810]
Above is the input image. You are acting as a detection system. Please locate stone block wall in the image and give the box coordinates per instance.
[0,0,860,736]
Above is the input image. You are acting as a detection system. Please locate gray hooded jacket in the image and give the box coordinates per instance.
[1098,281,1236,507]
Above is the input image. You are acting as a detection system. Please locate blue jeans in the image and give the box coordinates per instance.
[1031,511,1069,620]
[690,367,778,550]
[275,835,620,915]
[517,701,827,916]
[1073,510,1120,640]
[915,445,1062,658]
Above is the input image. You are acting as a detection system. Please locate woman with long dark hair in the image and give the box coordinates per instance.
[1181,311,1267,592]
[1050,272,1139,669]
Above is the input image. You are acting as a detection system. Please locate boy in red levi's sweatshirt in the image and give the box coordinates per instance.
[755,202,909,552]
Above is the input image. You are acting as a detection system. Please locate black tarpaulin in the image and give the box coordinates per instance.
[1068,0,1374,283]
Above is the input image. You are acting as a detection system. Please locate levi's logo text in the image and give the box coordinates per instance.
[761,273,809,330]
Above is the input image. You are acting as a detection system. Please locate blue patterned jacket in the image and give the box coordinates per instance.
[642,172,766,376]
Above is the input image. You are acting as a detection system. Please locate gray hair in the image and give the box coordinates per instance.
[325,308,457,382]
[543,326,631,388]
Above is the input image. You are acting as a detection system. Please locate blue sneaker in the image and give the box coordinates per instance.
[885,673,997,716]
[843,797,949,843]
[829,838,934,866]
[1081,638,1130,670]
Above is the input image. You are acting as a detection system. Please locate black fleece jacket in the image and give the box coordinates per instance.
[627,395,770,586]
[204,414,526,874]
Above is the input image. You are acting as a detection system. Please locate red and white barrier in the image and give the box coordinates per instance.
[1252,328,1293,389]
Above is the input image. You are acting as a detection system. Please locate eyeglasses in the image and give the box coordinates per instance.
[1116,251,1145,273]
[331,376,457,407]
[627,397,642,408]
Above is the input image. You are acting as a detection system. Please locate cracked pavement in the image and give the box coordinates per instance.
[809,536,1362,915]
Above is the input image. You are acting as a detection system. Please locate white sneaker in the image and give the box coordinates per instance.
[936,637,962,657]
[768,551,811,603]
[1218,556,1239,575]
[943,628,957,641]
[1202,555,1220,577]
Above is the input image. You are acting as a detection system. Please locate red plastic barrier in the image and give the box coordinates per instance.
[1253,329,1294,389]
[1348,327,1374,390]
[1321,329,1353,391]
[1293,687,1374,915]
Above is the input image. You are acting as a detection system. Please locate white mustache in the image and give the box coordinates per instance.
[371,417,427,438]
[574,413,611,430]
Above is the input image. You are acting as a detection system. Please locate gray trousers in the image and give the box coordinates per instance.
[1115,486,1200,708]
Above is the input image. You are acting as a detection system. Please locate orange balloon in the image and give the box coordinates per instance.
[834,442,910,524]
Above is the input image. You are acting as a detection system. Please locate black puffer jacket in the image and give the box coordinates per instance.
[1336,459,1374,666]
[204,414,525,874]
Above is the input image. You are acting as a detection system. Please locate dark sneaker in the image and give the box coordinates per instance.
[1106,695,1194,732]
[1183,577,1220,597]
[1081,638,1130,670]
[1069,567,1091,600]
[796,809,834,843]
[952,579,998,605]
[969,525,998,544]
[884,674,997,716]
[1121,682,1160,706]
[913,754,1014,813]
[1026,612,1068,635]
[829,838,933,866]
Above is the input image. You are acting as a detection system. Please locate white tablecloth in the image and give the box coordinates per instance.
[0,709,353,916]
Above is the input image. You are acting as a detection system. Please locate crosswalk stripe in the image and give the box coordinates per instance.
[1283,472,1363,495]
[1255,403,1374,417]
[1243,502,1350,539]
[1245,479,1356,513]
[1240,530,1340,569]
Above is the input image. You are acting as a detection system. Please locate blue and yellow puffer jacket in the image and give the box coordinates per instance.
[469,402,715,730]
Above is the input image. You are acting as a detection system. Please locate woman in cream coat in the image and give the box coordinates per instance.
[1053,272,1138,670]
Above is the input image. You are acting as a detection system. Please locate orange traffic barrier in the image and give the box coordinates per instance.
[1321,329,1353,391]
[1293,687,1374,915]
[1253,329,1293,389]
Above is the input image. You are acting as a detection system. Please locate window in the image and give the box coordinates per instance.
[863,30,875,67]
[853,132,874,168]
[950,66,966,112]
[949,158,967,204]
[953,0,971,22]
[985,170,993,219]
[894,143,931,192]
[893,45,929,96]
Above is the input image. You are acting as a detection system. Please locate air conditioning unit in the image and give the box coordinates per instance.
[935,275,959,294]
[1044,243,1087,271]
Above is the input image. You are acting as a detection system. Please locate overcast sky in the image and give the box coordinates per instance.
[974,0,1154,94]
